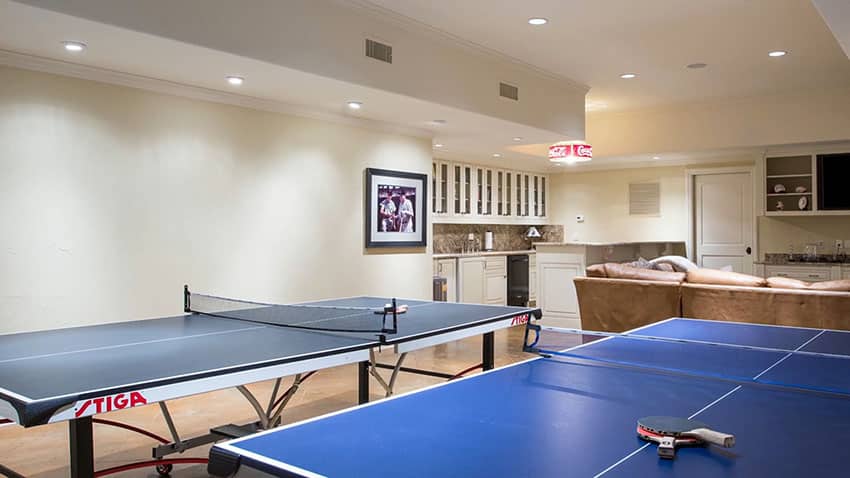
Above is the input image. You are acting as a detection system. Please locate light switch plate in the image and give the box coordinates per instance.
[576,215,585,223]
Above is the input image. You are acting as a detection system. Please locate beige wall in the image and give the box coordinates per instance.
[0,66,432,333]
[758,216,850,256]
[549,166,689,243]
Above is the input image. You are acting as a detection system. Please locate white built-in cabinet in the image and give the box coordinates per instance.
[754,264,842,282]
[456,256,507,306]
[432,161,548,224]
[529,254,537,303]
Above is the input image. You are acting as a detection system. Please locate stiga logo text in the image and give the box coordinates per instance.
[511,314,530,326]
[75,392,148,418]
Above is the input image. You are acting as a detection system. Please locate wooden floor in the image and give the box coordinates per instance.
[1,327,537,477]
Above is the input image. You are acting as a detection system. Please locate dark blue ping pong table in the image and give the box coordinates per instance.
[209,318,850,477]
[0,288,539,478]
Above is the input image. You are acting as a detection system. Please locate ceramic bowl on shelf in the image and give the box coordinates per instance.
[795,186,807,193]
[774,184,786,193]
[776,200,785,211]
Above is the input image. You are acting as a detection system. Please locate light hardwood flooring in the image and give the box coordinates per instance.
[1,327,543,477]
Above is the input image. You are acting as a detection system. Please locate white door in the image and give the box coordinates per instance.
[694,172,754,273]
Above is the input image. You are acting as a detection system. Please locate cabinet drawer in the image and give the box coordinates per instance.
[765,266,831,282]
[485,257,506,273]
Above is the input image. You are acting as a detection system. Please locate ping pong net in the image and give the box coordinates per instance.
[184,285,400,342]
[522,323,850,398]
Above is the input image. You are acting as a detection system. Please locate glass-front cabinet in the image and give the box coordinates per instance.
[432,160,548,223]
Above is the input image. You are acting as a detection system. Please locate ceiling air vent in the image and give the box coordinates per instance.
[365,39,392,64]
[500,82,519,101]
[629,182,661,216]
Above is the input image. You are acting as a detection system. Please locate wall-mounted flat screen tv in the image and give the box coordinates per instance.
[817,153,850,210]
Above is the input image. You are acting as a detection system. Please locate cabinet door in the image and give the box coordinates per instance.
[485,256,507,305]
[458,257,486,304]
[453,165,473,215]
[496,171,504,216]
[844,266,850,280]
[515,172,523,216]
[432,162,437,214]
[540,175,547,217]
[505,171,512,217]
[524,174,531,216]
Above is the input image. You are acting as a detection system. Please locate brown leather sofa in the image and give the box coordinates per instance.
[576,264,850,332]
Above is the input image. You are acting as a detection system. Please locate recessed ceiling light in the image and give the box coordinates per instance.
[226,76,244,86]
[620,73,637,79]
[528,18,548,26]
[62,41,86,52]
[429,119,447,126]
[513,137,523,142]
[347,101,363,110]
[686,63,708,69]
[492,153,502,158]
[768,50,787,57]
[434,143,444,148]
[652,156,661,160]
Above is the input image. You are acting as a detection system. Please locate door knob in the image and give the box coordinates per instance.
[745,247,752,255]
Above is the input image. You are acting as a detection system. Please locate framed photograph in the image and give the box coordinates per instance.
[365,168,427,248]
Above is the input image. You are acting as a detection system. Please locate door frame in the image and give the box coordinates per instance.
[685,166,758,264]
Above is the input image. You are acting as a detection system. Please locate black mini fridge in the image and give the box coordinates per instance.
[507,255,529,306]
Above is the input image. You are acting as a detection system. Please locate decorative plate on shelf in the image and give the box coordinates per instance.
[798,196,808,210]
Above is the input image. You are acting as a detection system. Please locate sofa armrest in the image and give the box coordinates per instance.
[574,277,682,332]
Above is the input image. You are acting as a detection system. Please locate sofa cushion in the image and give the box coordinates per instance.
[586,263,607,278]
[603,263,686,283]
[766,277,811,290]
[655,263,676,272]
[766,277,850,291]
[686,268,766,287]
[809,279,850,292]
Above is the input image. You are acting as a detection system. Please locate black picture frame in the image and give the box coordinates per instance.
[365,168,428,248]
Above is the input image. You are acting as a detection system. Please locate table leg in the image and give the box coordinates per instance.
[482,332,495,371]
[358,360,370,405]
[69,416,94,478]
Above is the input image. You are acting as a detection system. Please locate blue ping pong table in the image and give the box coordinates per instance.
[0,288,539,478]
[209,318,850,477]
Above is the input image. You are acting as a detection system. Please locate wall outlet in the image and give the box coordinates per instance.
[836,239,844,250]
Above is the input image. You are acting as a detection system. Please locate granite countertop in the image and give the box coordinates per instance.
[757,254,850,266]
[433,250,535,259]
[534,240,685,247]
[755,261,849,267]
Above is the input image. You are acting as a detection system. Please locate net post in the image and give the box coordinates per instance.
[183,285,190,313]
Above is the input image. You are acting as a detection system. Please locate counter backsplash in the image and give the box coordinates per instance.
[433,224,564,254]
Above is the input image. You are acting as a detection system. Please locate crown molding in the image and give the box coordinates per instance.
[0,49,433,141]
[337,0,589,94]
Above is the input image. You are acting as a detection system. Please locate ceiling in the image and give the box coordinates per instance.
[359,0,850,112]
[1,0,849,171]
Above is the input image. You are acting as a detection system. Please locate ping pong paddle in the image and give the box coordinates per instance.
[636,426,700,459]
[375,303,408,314]
[637,416,735,459]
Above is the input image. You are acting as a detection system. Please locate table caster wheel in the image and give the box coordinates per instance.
[156,463,173,476]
